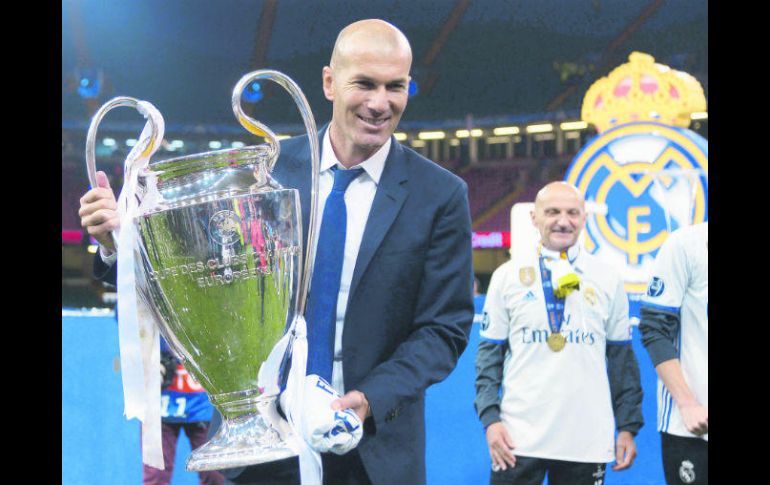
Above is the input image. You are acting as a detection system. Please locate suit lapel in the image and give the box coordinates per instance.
[349,141,409,300]
[275,126,326,251]
[279,132,409,303]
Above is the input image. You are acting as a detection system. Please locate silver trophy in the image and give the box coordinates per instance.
[85,70,320,471]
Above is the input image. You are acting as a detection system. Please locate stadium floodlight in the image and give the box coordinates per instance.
[209,141,222,149]
[418,131,446,140]
[171,140,185,148]
[456,129,483,138]
[231,141,245,148]
[394,132,408,141]
[559,121,588,131]
[126,139,137,147]
[525,123,553,134]
[493,126,520,136]
[102,138,116,147]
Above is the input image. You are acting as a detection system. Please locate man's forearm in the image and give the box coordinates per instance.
[606,344,644,435]
[656,358,708,435]
[655,358,699,407]
[475,340,506,428]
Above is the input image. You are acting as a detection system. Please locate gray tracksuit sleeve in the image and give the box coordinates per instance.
[606,344,644,435]
[638,305,681,366]
[474,340,507,429]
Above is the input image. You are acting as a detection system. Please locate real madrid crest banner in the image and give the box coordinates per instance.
[565,52,707,314]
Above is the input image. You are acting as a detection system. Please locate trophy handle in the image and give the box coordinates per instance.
[85,96,165,248]
[232,71,320,316]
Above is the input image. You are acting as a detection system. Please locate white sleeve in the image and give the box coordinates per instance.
[479,265,510,342]
[99,245,118,266]
[606,275,632,343]
[642,232,687,312]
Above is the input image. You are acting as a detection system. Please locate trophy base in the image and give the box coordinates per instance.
[186,411,297,472]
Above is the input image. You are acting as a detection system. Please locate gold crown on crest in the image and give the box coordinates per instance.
[581,52,706,133]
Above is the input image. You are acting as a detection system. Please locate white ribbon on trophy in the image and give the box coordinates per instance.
[258,315,322,485]
[86,99,166,469]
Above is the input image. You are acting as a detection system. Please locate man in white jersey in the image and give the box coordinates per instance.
[639,222,708,484]
[474,181,643,485]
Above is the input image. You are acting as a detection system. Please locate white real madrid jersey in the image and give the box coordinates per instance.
[643,222,708,441]
[480,244,632,463]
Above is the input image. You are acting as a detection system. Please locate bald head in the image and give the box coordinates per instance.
[330,19,412,70]
[534,182,585,210]
[322,19,413,167]
[531,182,587,251]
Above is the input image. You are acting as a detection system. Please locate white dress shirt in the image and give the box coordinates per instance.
[313,129,390,394]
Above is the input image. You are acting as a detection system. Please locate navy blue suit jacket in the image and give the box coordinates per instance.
[271,131,474,485]
[95,130,475,485]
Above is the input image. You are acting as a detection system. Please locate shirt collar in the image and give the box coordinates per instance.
[539,243,580,264]
[321,128,390,184]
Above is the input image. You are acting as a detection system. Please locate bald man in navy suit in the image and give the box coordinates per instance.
[81,19,474,485]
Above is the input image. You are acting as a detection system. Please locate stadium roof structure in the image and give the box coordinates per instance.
[62,0,707,134]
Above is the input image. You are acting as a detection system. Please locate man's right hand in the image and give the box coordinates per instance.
[679,401,708,436]
[79,170,119,254]
[486,422,516,471]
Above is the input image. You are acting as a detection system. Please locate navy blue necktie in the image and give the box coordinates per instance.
[305,166,364,381]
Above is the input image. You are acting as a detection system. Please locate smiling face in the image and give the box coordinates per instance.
[323,20,412,167]
[531,182,587,252]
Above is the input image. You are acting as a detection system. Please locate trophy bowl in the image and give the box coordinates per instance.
[134,144,301,471]
[85,70,322,472]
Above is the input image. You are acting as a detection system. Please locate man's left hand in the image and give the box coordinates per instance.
[612,431,637,471]
[332,390,371,422]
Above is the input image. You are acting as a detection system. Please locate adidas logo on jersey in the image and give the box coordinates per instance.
[523,291,537,301]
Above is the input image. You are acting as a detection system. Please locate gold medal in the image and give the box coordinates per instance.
[547,332,566,352]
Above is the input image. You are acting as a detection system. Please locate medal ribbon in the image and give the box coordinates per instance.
[538,254,567,336]
[114,101,166,469]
